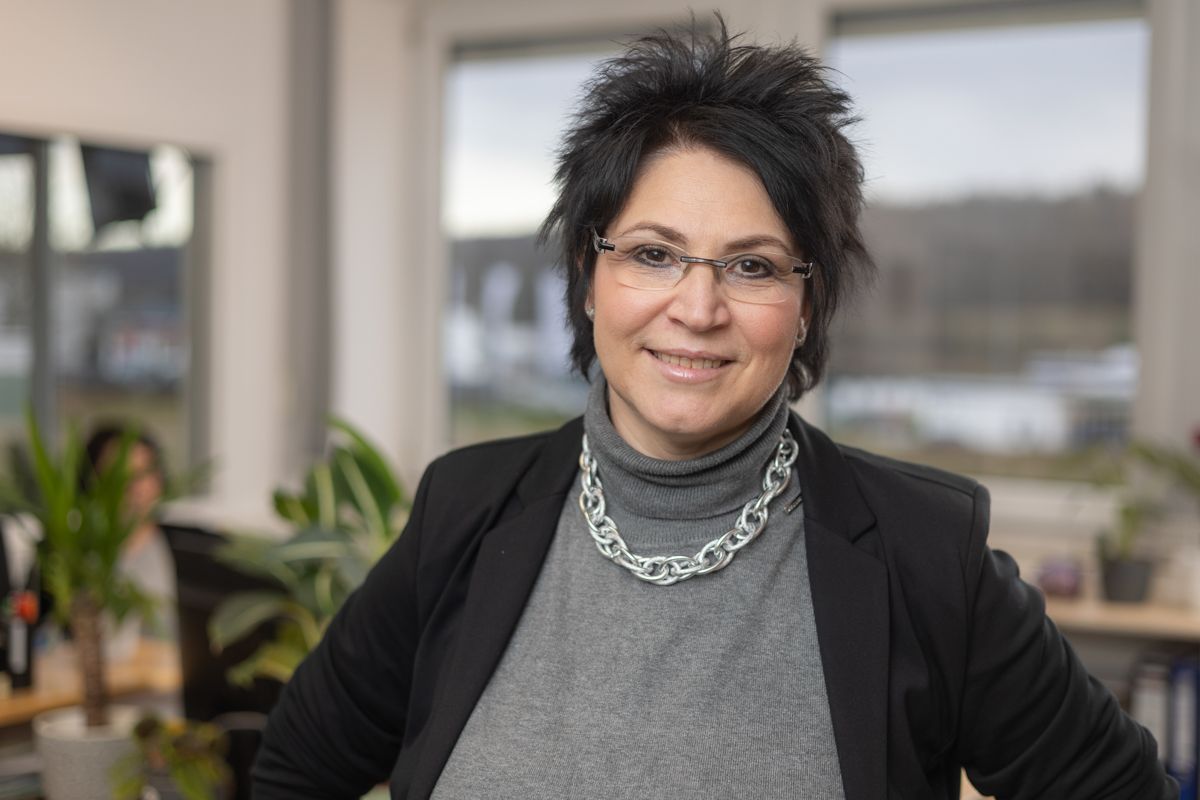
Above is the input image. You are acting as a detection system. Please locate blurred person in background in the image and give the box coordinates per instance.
[82,423,176,657]
[254,17,1175,799]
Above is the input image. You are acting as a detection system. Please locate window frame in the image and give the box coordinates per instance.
[403,0,1185,546]
[2,131,209,472]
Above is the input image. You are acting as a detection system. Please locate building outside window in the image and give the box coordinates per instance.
[822,13,1147,481]
[442,44,617,447]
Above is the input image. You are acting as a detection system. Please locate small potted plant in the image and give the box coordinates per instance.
[1097,495,1161,603]
[111,713,232,800]
[1130,434,1200,606]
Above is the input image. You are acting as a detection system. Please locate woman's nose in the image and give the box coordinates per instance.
[666,263,732,330]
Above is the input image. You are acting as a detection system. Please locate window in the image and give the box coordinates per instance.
[0,134,196,473]
[442,44,618,447]
[825,15,1148,480]
[0,136,35,449]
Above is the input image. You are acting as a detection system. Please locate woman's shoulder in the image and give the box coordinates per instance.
[790,412,984,513]
[430,418,582,477]
[817,435,994,608]
[417,417,585,516]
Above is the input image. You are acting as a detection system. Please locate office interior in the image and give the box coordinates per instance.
[0,1,1198,798]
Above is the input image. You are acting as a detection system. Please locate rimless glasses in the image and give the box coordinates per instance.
[592,229,813,305]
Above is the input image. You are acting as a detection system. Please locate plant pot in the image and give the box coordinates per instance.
[1099,557,1154,603]
[33,705,139,800]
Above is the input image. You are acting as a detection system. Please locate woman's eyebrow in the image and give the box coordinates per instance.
[724,234,795,253]
[617,221,688,243]
[618,223,796,254]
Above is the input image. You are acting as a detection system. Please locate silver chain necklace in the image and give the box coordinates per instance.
[577,429,799,586]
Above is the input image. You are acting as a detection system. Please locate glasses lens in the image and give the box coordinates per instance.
[600,236,803,304]
[723,254,803,304]
[607,237,684,290]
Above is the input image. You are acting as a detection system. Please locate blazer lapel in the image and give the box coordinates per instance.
[793,416,890,800]
[409,420,583,798]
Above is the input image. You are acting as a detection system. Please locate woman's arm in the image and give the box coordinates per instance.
[251,461,437,799]
[955,485,1177,799]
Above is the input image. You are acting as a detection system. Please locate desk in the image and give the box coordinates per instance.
[1045,598,1200,642]
[0,639,181,728]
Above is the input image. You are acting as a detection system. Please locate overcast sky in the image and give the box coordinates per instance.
[442,17,1148,237]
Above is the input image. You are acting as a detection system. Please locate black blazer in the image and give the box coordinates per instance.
[253,415,1175,799]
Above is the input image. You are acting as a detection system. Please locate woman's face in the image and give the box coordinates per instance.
[588,146,808,460]
[126,443,163,519]
[101,440,163,521]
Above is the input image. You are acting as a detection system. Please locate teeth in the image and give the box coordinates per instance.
[653,351,725,369]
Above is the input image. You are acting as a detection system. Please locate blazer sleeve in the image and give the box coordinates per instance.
[251,458,438,799]
[955,484,1177,799]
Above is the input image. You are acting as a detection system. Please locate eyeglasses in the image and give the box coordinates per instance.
[591,229,813,305]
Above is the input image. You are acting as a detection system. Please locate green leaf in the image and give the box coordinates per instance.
[172,762,215,800]
[329,416,406,508]
[314,563,339,618]
[272,489,312,526]
[226,638,309,686]
[108,752,146,800]
[208,591,292,651]
[312,462,336,530]
[271,538,353,563]
[335,553,370,590]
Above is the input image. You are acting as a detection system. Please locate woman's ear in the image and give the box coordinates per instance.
[801,289,814,332]
[583,264,595,321]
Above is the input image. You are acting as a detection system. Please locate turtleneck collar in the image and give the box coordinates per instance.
[582,375,791,522]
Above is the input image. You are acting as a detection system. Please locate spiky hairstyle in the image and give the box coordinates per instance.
[539,15,873,399]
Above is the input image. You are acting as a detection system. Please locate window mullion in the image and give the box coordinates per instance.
[30,138,54,438]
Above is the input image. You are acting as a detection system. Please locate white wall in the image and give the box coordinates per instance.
[0,0,291,522]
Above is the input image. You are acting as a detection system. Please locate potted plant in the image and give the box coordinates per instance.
[1088,435,1200,604]
[1096,495,1161,603]
[0,410,180,800]
[111,713,232,800]
[208,418,408,686]
[1131,435,1200,605]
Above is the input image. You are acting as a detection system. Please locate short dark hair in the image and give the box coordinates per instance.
[540,16,874,399]
[82,422,165,490]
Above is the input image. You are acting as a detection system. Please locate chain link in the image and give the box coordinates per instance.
[577,429,799,586]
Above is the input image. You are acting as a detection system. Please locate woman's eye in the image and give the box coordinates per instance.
[730,256,779,279]
[633,246,675,266]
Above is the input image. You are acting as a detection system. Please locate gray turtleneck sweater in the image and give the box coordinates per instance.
[432,380,845,799]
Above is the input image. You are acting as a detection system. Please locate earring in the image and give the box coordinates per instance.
[795,321,807,348]
[585,305,595,321]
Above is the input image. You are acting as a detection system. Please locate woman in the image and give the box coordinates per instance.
[83,424,177,655]
[254,21,1175,800]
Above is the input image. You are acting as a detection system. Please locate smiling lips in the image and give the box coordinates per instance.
[649,349,730,370]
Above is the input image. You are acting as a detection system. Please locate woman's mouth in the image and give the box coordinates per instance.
[649,350,729,370]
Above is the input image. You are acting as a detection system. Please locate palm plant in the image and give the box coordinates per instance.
[208,418,409,686]
[0,410,159,727]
